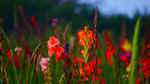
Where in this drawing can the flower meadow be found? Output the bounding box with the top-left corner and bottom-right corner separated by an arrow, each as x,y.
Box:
0,8 -> 150,84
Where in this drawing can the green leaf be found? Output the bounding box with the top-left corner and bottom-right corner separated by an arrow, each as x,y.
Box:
129,17 -> 141,84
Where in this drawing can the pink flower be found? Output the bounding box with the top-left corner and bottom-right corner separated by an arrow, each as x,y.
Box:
40,58 -> 50,72
14,47 -> 23,55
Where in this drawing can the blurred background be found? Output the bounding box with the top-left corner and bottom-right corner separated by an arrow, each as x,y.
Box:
0,0 -> 150,38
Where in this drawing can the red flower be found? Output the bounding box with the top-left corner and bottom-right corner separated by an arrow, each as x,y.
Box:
104,30 -> 116,55
97,68 -> 102,75
84,76 -> 89,81
72,71 -> 78,79
92,74 -> 98,83
47,36 -> 65,62
55,46 -> 64,56
136,78 -> 142,84
106,48 -> 111,60
84,63 -> 90,71
30,16 -> 36,22
140,58 -> 150,78
121,55 -> 127,62
73,58 -> 79,64
125,62 -> 129,67
79,59 -> 84,65
47,36 -> 60,50
7,51 -> 20,69
109,60 -> 113,67
96,39 -> 100,48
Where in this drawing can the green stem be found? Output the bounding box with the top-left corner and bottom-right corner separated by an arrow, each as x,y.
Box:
59,74 -> 65,84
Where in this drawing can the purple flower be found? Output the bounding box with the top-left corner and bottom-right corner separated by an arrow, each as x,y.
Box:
119,52 -> 132,63
51,18 -> 58,28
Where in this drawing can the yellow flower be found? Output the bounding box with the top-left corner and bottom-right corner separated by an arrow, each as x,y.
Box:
126,66 -> 131,72
122,40 -> 132,52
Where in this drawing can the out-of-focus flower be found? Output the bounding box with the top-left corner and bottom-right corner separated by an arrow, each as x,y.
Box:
109,60 -> 113,67
40,58 -> 50,72
136,77 -> 142,84
0,18 -> 3,24
84,76 -> 89,81
14,47 -> 23,55
30,16 -> 41,37
51,18 -> 58,28
72,71 -> 78,79
122,74 -> 129,79
7,51 -> 20,69
121,40 -> 132,52
106,48 -> 112,60
126,66 -> 131,72
141,58 -> 150,78
30,16 -> 36,22
80,67 -> 85,76
119,52 -> 132,67
104,30 -> 115,55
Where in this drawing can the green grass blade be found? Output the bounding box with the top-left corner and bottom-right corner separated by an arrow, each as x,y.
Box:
129,17 -> 141,84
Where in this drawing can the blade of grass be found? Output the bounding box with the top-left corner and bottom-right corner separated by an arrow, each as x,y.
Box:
0,27 -> 19,84
29,42 -> 42,84
129,17 -> 141,84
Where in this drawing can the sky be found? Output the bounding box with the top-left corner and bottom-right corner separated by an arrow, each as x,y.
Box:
77,0 -> 150,18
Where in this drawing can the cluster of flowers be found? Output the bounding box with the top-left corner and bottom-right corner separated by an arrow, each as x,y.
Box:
40,36 -> 67,71
119,40 -> 132,71
119,52 -> 131,67
71,26 -> 104,83
103,30 -> 115,67
77,26 -> 95,63
77,26 -> 94,47
47,36 -> 65,62
40,58 -> 50,72
40,36 -> 68,83
138,58 -> 150,78
72,58 -> 105,83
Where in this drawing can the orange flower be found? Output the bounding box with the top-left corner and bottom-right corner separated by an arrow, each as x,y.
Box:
79,39 -> 85,45
87,30 -> 94,41
77,30 -> 86,39
80,68 -> 85,76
